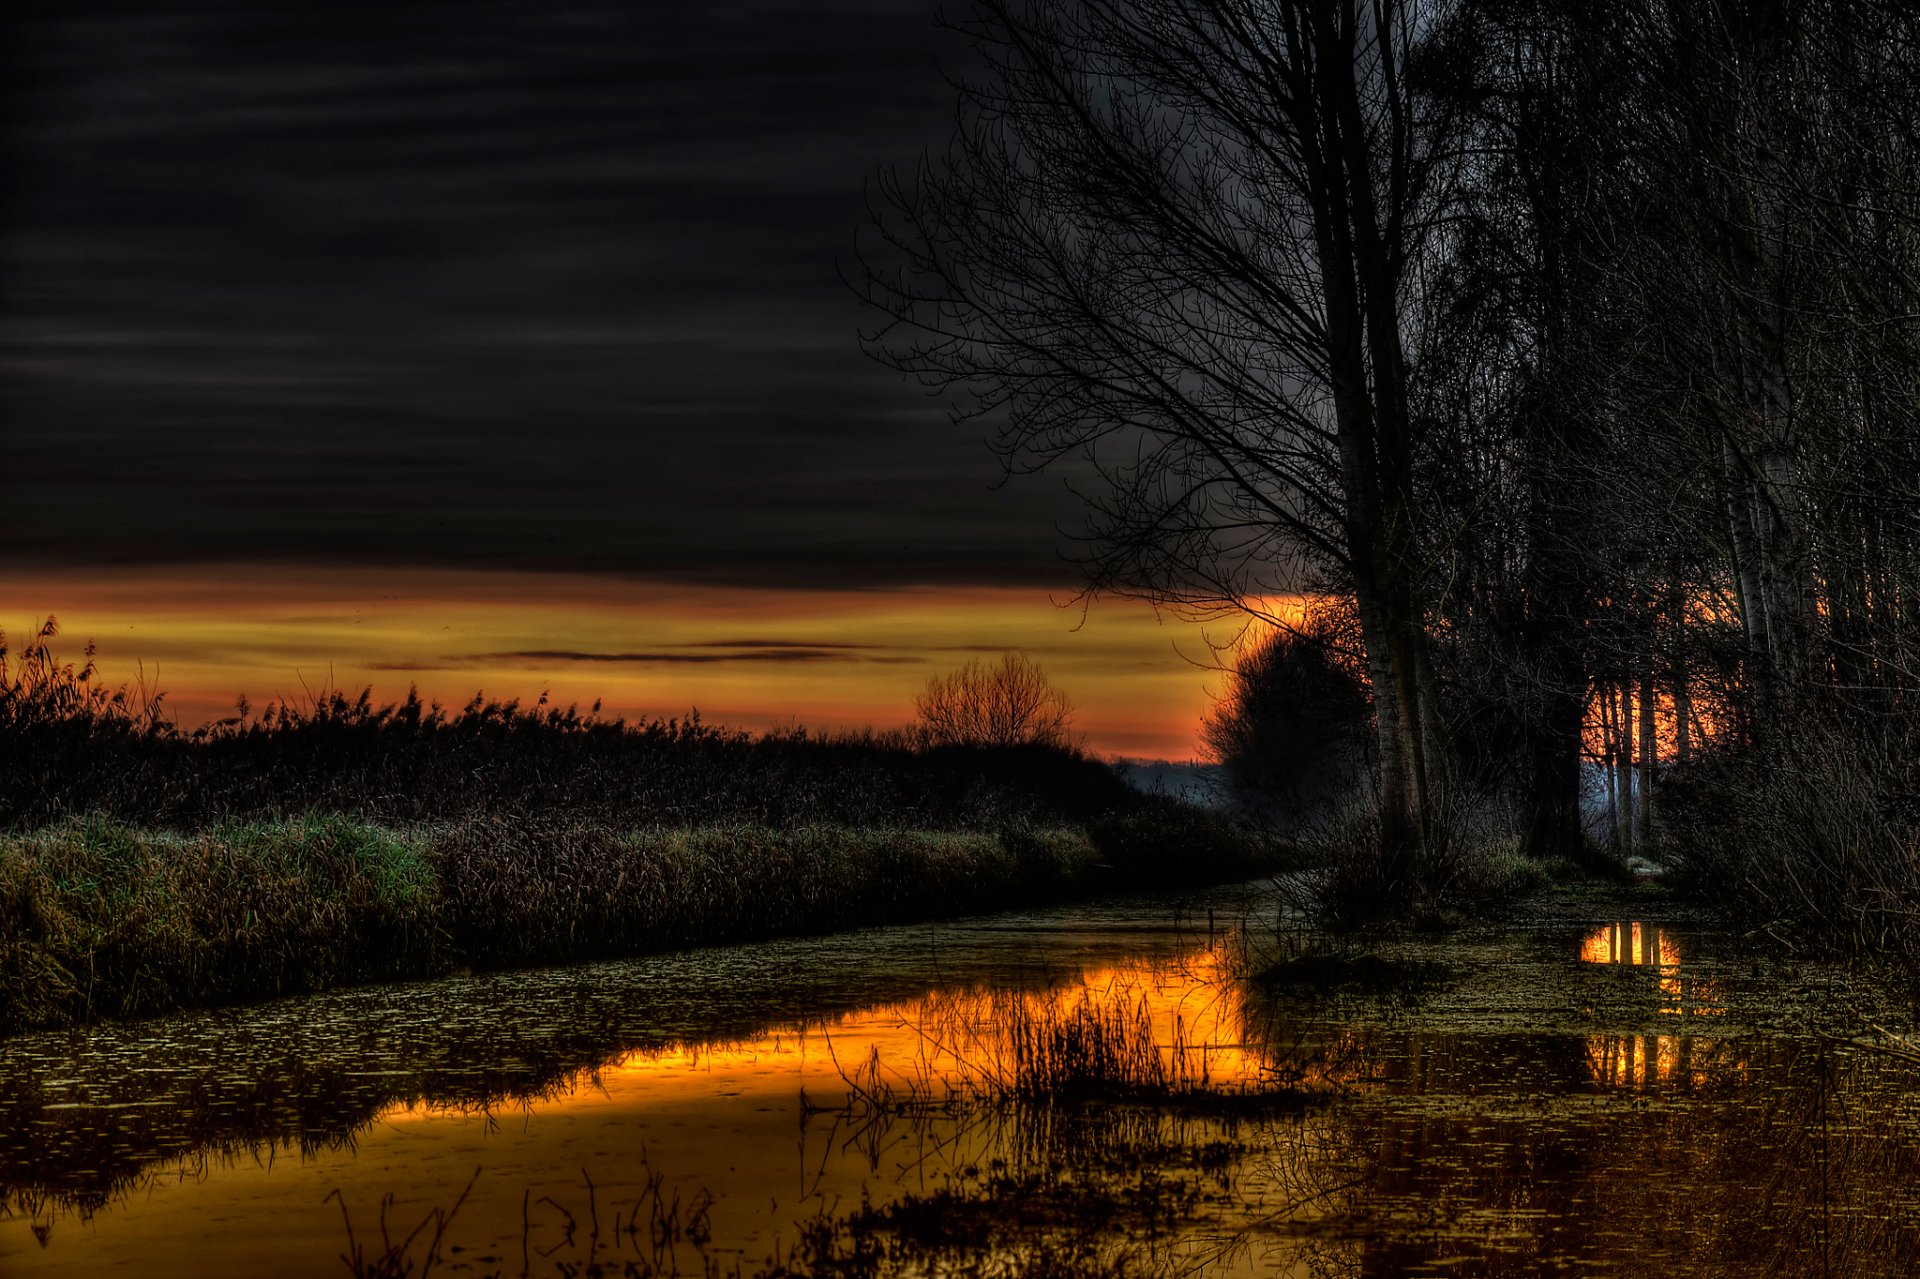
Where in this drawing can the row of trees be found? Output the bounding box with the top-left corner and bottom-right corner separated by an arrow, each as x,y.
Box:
862,0 -> 1920,906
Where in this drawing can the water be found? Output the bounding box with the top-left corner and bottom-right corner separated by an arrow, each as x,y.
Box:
2,881 -> 1916,1276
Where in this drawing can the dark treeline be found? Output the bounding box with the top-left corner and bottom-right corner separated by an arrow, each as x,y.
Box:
862,0 -> 1920,948
0,619 -> 1139,833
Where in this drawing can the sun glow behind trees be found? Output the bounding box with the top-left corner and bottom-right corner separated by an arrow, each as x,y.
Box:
1,564 -> 1249,760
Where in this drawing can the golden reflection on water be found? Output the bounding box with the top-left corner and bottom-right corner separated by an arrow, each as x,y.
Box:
1581,921 -> 1726,1018
1,938 -> 1278,1277
6,911 -> 1918,1278
1578,923 -> 1735,1092
1580,920 -> 1682,968
1583,1033 -> 1748,1089
583,942 -> 1273,1102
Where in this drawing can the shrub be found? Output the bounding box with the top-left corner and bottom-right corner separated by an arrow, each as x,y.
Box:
1661,720 -> 1920,961
1201,616 -> 1371,827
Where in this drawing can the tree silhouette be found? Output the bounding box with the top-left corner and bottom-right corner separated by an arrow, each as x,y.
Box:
1203,617 -> 1371,826
915,653 -> 1078,750
863,0 -> 1496,887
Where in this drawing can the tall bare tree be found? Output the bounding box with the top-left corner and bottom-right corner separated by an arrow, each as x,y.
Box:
863,0 -> 1481,886
1618,0 -> 1920,728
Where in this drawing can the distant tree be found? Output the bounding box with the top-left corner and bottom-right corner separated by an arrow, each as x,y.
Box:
915,653 -> 1078,750
1203,612 -> 1371,824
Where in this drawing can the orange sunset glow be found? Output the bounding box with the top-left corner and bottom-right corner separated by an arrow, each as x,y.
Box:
10,3 -> 1920,1276
2,564 -> 1267,760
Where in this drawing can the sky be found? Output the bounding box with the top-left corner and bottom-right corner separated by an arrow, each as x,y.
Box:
1,1 -> 1241,758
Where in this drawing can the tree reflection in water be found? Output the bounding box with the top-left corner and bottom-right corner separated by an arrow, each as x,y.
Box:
2,895 -> 1917,1277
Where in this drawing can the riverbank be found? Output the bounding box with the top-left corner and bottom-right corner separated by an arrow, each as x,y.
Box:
8,876 -> 1915,1276
0,808 -> 1277,1036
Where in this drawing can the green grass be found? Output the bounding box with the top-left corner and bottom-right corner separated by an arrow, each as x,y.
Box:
0,815 -> 1276,1036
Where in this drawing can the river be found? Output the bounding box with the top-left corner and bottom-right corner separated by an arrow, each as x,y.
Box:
2,879 -> 1916,1276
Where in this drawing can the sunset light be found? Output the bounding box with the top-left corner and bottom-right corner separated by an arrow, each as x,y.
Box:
5,0 -> 1918,1273
3,564 -> 1253,760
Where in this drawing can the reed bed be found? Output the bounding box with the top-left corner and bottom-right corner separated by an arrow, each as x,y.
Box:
1001,991 -> 1178,1102
0,625 -> 1140,833
0,623 -> 1278,1034
0,814 -> 1272,1036
0,818 -> 1105,1035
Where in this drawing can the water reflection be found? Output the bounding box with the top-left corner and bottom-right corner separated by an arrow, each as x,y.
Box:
1583,920 -> 1669,967
1580,919 -> 1727,1021
1575,921 -> 1735,1094
0,891 -> 1916,1277
1583,1032 -> 1747,1089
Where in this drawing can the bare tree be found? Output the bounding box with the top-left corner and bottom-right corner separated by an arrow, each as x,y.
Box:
866,0 -> 1919,920
915,653 -> 1079,749
1611,0 -> 1920,728
863,0 -> 1483,885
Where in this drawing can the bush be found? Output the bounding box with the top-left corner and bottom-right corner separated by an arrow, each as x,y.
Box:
1086,799 -> 1276,888
1202,616 -> 1371,828
1660,720 -> 1920,960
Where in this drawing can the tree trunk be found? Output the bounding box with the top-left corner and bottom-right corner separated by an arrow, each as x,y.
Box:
1600,687 -> 1618,852
1637,666 -> 1657,847
1525,685 -> 1588,859
1615,681 -> 1635,856
1723,0 -> 1811,724
1301,2 -> 1432,891
1517,381 -> 1593,859
1352,581 -> 1426,888
1671,595 -> 1692,765
1673,665 -> 1692,764
1724,436 -> 1772,696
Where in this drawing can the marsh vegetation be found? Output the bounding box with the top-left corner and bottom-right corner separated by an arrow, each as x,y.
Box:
3,882 -> 1916,1277
0,625 -> 1271,1034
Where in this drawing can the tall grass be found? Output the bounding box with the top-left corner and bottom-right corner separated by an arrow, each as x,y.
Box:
1,813 -> 1273,1035
0,621 -> 1279,1033
0,621 -> 1144,832
0,818 -> 1132,1035
1661,719 -> 1920,962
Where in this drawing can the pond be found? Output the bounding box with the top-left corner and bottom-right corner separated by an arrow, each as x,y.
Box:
2,880 -> 1917,1277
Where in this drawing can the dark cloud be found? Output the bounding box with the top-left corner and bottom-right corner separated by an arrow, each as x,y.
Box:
373,647 -> 925,670
1,1 -> 1082,588
679,639 -> 885,651
497,648 -> 890,665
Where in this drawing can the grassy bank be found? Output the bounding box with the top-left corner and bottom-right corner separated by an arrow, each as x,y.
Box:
0,624 -> 1283,1035
0,809 -> 1274,1036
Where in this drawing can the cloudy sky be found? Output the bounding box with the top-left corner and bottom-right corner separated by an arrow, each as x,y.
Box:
1,0 -> 1235,756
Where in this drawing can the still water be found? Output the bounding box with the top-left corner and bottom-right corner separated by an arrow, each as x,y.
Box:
2,881 -> 1916,1276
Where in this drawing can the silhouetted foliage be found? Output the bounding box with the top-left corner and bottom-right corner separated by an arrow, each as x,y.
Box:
915,653 -> 1077,750
0,623 -> 1135,833
862,0 -> 1920,943
1202,621 -> 1371,828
